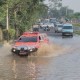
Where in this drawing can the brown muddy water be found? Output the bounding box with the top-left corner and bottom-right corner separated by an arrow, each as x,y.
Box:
0,41 -> 66,80
36,43 -> 67,57
0,35 -> 80,80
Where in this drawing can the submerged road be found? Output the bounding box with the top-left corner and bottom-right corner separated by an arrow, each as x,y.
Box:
0,30 -> 80,80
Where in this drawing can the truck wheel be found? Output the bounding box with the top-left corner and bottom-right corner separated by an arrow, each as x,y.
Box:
62,33 -> 64,36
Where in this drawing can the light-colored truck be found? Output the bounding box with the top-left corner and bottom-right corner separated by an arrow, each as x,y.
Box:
54,24 -> 63,33
62,23 -> 73,37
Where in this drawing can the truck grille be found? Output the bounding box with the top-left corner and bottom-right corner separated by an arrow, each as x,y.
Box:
21,48 -> 24,51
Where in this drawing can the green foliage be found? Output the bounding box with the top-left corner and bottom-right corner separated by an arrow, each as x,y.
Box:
48,6 -> 74,19
0,28 -> 3,41
72,12 -> 80,19
75,31 -> 80,35
8,0 -> 46,31
3,29 -> 8,40
0,0 -> 47,40
0,0 -> 6,6
8,28 -> 15,39
3,28 -> 15,40
73,23 -> 80,27
73,23 -> 80,35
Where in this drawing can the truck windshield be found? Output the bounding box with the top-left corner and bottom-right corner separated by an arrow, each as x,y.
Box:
63,26 -> 73,29
17,36 -> 37,42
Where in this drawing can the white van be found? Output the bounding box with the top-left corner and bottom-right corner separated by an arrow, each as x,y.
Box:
62,23 -> 73,37
54,24 -> 63,33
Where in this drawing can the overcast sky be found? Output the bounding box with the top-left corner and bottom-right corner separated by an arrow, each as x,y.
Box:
62,0 -> 80,12
44,0 -> 80,12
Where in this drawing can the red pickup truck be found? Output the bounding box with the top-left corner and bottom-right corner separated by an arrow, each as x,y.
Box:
11,32 -> 49,56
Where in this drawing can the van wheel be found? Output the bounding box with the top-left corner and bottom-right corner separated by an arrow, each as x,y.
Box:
71,34 -> 73,38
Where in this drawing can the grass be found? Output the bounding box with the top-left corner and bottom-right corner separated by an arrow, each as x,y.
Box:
74,30 -> 80,35
73,23 -> 80,27
72,23 -> 80,35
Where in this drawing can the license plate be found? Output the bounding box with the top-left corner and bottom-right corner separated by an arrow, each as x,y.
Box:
19,51 -> 26,54
66,34 -> 69,35
65,33 -> 70,35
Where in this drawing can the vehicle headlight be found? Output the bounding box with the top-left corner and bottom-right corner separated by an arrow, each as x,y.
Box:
24,47 -> 28,50
28,46 -> 32,50
13,49 -> 16,52
16,47 -> 21,50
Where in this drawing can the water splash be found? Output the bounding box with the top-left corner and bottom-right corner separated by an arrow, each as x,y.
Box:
36,43 -> 65,57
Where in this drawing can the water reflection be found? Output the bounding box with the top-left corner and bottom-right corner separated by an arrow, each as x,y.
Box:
0,44 -> 2,48
0,46 -> 51,80
10,55 -> 50,80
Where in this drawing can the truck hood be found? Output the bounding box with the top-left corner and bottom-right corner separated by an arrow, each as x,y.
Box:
14,42 -> 40,48
62,29 -> 73,32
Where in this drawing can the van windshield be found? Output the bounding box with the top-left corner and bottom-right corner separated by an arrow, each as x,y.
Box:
63,26 -> 73,29
17,36 -> 37,42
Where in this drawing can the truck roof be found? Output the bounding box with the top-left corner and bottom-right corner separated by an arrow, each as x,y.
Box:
63,23 -> 73,26
22,32 -> 47,37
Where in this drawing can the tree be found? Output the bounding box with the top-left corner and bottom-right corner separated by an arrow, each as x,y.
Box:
49,0 -> 62,9
0,0 -> 47,39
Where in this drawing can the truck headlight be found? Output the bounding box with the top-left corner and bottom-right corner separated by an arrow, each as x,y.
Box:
13,49 -> 16,52
24,47 -> 28,50
28,46 -> 32,50
17,47 -> 21,50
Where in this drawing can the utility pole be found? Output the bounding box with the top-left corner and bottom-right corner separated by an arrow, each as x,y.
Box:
66,6 -> 68,16
6,4 -> 9,41
14,10 -> 17,39
6,4 -> 9,30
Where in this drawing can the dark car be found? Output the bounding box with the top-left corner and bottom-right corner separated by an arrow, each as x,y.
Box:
44,26 -> 50,31
33,27 -> 39,31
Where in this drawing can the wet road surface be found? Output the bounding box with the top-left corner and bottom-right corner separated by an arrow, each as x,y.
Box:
0,30 -> 80,80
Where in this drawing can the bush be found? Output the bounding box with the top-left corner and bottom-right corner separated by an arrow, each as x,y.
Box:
73,23 -> 80,27
0,28 -> 3,41
8,28 -> 15,39
3,29 -> 15,40
3,29 -> 8,40
75,31 -> 80,35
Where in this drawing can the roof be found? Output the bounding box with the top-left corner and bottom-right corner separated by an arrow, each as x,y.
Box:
22,32 -> 39,36
63,23 -> 73,26
22,32 -> 47,37
56,24 -> 63,26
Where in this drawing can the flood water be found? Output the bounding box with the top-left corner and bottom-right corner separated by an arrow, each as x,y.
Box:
0,34 -> 80,80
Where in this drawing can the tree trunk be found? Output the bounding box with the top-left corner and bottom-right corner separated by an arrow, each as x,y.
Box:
0,28 -> 3,41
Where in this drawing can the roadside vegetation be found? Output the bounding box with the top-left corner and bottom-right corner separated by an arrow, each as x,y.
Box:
0,0 -> 80,41
74,31 -> 80,35
0,0 -> 49,41
73,23 -> 80,35
73,23 -> 80,27
73,24 -> 80,35
71,13 -> 80,35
